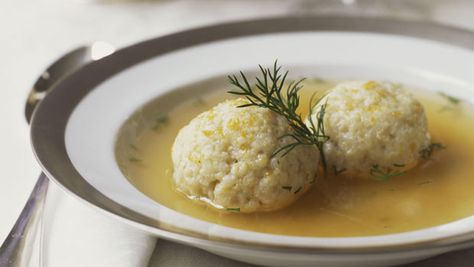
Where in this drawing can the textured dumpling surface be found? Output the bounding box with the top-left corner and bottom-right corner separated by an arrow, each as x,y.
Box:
172,98 -> 319,213
307,81 -> 431,177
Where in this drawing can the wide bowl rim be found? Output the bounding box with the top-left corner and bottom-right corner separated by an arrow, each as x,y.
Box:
30,15 -> 474,253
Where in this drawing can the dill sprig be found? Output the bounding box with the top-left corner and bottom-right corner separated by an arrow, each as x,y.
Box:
227,61 -> 329,172
370,164 -> 406,181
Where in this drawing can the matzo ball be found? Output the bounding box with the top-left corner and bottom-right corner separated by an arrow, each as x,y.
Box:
172,98 -> 319,212
307,81 -> 431,178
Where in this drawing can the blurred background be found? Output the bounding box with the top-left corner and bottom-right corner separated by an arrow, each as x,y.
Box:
2,1 -> 474,266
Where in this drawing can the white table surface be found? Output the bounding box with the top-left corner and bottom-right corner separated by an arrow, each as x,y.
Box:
2,0 -> 474,266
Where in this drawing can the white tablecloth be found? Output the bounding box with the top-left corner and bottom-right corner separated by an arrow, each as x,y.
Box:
2,1 -> 474,266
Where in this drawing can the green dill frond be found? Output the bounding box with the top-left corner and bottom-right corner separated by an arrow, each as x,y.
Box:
370,164 -> 406,181
227,60 -> 329,173
226,207 -> 240,212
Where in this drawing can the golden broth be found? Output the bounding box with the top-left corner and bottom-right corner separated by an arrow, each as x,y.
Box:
117,80 -> 474,237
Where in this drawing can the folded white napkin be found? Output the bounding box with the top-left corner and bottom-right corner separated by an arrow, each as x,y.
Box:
40,183 -> 156,267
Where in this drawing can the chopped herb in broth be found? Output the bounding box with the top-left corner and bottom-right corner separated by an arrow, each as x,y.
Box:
439,92 -> 462,112
128,157 -> 142,163
369,164 -> 406,181
152,114 -> 169,131
117,80 -> 474,237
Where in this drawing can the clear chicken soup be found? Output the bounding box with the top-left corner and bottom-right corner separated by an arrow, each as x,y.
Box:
116,80 -> 474,237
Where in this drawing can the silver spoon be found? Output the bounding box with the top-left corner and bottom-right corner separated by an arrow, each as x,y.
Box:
0,42 -> 114,267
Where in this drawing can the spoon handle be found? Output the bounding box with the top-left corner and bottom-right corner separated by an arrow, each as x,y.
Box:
0,174 -> 48,267
0,43 -> 113,267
